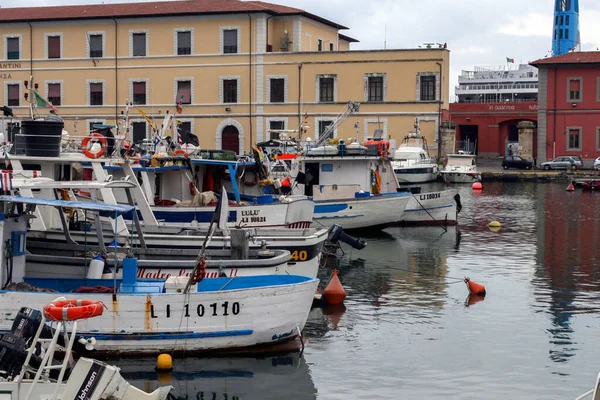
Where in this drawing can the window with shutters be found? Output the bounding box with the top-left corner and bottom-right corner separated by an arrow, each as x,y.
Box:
223,79 -> 238,103
47,83 -> 61,106
177,31 -> 192,55
176,80 -> 192,104
318,77 -> 334,103
47,35 -> 61,59
132,32 -> 147,57
568,78 -> 582,101
420,76 -> 436,101
89,82 -> 103,106
223,29 -> 238,54
6,37 -> 19,60
567,127 -> 581,151
270,78 -> 285,103
132,81 -> 147,105
89,34 -> 103,58
368,76 -> 384,102
7,84 -> 19,107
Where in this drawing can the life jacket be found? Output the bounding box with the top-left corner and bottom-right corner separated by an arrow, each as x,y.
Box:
281,177 -> 292,187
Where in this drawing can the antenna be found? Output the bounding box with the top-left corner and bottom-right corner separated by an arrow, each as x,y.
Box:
384,20 -> 387,50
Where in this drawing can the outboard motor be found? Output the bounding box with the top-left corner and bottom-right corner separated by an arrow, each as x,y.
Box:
327,224 -> 367,250
0,333 -> 43,379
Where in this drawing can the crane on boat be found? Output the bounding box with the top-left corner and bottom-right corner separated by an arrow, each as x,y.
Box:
313,100 -> 360,148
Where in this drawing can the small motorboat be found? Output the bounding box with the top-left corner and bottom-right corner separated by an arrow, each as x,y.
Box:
582,179 -> 600,191
0,303 -> 172,399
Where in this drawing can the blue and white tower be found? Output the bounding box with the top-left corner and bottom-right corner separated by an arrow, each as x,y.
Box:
552,0 -> 580,56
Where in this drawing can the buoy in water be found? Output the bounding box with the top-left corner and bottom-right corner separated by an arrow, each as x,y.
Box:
155,353 -> 173,372
566,183 -> 575,192
465,294 -> 486,307
472,182 -> 483,190
322,269 -> 346,305
488,221 -> 501,228
464,277 -> 486,296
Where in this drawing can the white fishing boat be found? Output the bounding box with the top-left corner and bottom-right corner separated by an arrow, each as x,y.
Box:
0,197 -> 319,355
391,120 -> 439,184
399,189 -> 460,226
0,304 -> 171,399
439,153 -> 482,183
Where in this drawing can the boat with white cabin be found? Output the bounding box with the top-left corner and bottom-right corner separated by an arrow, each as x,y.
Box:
391,120 -> 439,184
439,152 -> 482,183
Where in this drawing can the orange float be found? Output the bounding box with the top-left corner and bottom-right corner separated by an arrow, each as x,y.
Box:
322,269 -> 347,305
472,182 -> 483,190
43,299 -> 106,321
464,277 -> 486,296
173,149 -> 189,158
566,183 -> 575,191
81,133 -> 107,159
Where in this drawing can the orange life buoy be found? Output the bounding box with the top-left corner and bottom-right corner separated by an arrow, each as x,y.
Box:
81,133 -> 107,159
173,149 -> 189,158
243,169 -> 258,186
43,299 -> 106,321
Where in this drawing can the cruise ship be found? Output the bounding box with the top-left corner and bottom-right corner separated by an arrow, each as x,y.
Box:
455,64 -> 538,103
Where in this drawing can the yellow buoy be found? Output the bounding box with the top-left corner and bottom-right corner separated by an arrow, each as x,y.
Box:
488,226 -> 501,233
488,221 -> 501,228
155,353 -> 173,372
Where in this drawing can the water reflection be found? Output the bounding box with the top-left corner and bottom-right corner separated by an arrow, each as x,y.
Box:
115,353 -> 316,399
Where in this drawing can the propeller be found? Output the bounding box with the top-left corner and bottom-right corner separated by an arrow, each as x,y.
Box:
78,337 -> 97,351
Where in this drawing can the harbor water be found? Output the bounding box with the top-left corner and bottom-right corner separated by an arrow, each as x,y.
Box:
117,181 -> 600,399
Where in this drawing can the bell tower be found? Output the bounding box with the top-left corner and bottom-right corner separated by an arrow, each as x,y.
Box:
552,0 -> 580,56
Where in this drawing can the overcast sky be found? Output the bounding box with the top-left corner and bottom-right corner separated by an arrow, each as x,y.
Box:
5,0 -> 600,101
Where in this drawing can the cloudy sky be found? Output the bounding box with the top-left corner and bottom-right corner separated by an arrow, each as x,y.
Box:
5,0 -> 600,101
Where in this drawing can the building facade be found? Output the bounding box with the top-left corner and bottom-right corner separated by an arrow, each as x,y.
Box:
0,0 -> 449,156
531,52 -> 600,163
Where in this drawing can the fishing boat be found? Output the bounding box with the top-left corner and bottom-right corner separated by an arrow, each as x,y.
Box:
391,120 -> 439,184
0,197 -> 319,355
399,189 -> 460,226
0,304 -> 171,399
439,152 -> 482,183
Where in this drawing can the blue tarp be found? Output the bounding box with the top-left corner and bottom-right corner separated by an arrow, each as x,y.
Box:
0,196 -> 135,215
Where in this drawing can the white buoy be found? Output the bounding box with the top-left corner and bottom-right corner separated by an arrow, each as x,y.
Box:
86,254 -> 105,279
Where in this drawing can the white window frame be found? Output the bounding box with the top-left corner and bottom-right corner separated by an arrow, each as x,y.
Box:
315,74 -> 337,103
314,117 -> 337,142
220,76 -> 241,104
4,81 -> 22,107
85,119 -> 107,134
364,73 -> 387,102
44,32 -> 63,60
129,29 -> 149,57
129,118 -> 149,144
174,77 -> 194,105
129,78 -> 149,105
173,28 -> 194,56
3,34 -> 22,61
44,80 -> 64,107
220,26 -> 241,55
363,118 -> 389,141
86,79 -> 106,106
565,126 -> 582,152
86,31 -> 106,59
567,77 -> 583,103
265,117 -> 288,140
416,72 -> 440,102
266,75 -> 288,103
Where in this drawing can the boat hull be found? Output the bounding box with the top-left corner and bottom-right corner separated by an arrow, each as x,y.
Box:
313,194 -> 411,230
394,170 -> 439,184
439,171 -> 481,183
0,276 -> 319,355
399,189 -> 459,225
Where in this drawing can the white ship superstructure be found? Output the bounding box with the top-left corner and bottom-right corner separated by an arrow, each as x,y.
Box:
455,64 -> 538,103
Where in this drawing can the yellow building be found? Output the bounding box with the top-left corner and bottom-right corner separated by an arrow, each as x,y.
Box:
0,0 -> 449,156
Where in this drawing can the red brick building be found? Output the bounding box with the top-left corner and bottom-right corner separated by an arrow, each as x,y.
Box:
531,52 -> 600,164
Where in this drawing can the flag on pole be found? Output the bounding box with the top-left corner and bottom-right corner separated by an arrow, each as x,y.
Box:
176,94 -> 184,114
32,90 -> 58,113
136,107 -> 156,130
506,57 -> 515,63
4,152 -> 10,169
212,187 -> 230,233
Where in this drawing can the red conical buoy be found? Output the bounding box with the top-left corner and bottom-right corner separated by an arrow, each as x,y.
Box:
465,294 -> 485,307
464,277 -> 486,296
322,269 -> 346,305
566,183 -> 575,191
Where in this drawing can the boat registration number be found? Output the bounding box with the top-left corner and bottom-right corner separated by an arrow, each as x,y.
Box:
239,209 -> 266,224
419,192 -> 441,200
151,302 -> 241,318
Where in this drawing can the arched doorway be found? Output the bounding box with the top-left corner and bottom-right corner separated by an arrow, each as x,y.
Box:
222,125 -> 239,154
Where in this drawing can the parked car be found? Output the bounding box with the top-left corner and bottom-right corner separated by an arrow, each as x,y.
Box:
594,157 -> 600,170
540,156 -> 583,170
502,156 -> 533,170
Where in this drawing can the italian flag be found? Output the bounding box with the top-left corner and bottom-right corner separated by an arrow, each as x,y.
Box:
506,57 -> 515,63
32,90 -> 58,113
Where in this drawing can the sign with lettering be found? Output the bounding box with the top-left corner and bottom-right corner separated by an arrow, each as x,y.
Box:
0,63 -> 21,69
239,209 -> 266,224
137,267 -> 239,279
150,301 -> 241,318
0,73 -> 13,80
